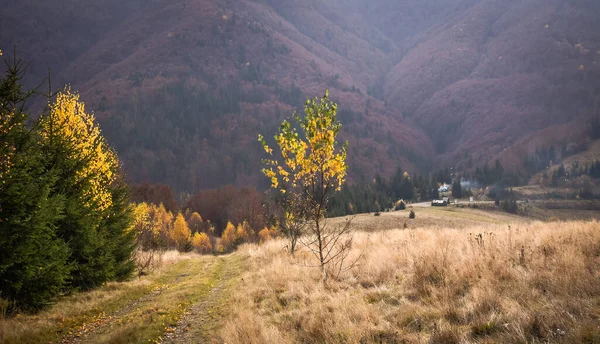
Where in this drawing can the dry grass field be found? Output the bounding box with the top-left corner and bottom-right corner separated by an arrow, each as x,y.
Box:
222,216 -> 600,343
2,207 -> 599,343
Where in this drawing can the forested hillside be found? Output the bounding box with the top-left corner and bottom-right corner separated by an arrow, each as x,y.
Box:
2,0 -> 599,191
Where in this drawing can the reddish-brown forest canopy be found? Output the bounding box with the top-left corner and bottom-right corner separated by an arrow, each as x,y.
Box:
2,0 -> 599,192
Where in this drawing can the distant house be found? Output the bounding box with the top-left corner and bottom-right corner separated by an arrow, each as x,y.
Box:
438,184 -> 450,193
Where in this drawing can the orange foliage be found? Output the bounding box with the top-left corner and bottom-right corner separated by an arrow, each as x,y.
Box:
258,227 -> 272,244
258,227 -> 280,244
192,232 -> 212,254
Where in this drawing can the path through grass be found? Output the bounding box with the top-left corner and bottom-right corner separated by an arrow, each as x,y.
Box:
0,253 -> 245,344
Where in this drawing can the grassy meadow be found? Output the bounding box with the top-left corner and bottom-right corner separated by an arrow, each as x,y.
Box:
2,206 -> 599,343
222,210 -> 600,343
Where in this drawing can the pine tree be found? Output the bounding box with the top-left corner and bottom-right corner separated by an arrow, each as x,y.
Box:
452,179 -> 463,199
0,55 -> 70,312
39,89 -> 134,289
101,178 -> 135,281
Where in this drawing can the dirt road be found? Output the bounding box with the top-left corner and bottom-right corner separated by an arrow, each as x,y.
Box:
1,253 -> 245,344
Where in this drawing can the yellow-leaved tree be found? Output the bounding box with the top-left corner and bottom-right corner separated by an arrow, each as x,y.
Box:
172,213 -> 191,251
192,232 -> 212,254
221,221 -> 237,251
258,227 -> 279,244
236,221 -> 251,245
40,88 -> 117,211
259,91 -> 354,281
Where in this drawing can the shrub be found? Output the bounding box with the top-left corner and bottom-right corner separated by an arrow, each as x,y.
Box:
501,200 -> 518,214
395,200 -> 406,211
409,210 -> 416,219
258,227 -> 279,244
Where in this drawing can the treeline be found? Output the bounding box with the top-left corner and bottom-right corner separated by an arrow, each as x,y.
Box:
130,202 -> 279,255
545,160 -> 600,184
538,161 -> 600,199
328,160 -> 527,217
328,167 -> 443,216
0,57 -> 134,312
129,185 -> 280,268
570,160 -> 600,179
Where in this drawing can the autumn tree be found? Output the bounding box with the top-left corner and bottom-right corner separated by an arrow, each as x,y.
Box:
129,182 -> 178,213
259,91 -> 354,281
192,232 -> 212,254
258,226 -> 279,244
221,221 -> 237,251
187,212 -> 204,234
172,213 -> 192,251
152,204 -> 174,247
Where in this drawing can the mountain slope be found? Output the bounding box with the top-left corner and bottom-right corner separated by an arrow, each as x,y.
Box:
383,0 -> 600,166
2,0 -> 599,191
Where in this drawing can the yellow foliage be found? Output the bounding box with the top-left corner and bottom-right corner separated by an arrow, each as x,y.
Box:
0,111 -> 19,179
221,221 -> 237,250
153,204 -> 174,243
258,227 -> 280,244
259,90 -> 347,202
192,232 -> 212,254
131,203 -> 151,234
40,89 -> 117,211
172,213 -> 191,251
207,222 -> 215,234
188,212 -> 204,233
236,221 -> 251,244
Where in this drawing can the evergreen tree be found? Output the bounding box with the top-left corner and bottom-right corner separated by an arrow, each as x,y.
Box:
39,89 -> 134,289
452,179 -> 462,199
0,56 -> 70,312
101,178 -> 136,281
